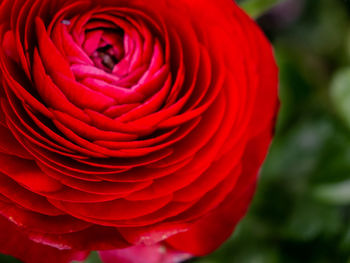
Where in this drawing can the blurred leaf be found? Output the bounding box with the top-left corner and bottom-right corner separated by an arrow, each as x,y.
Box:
340,224 -> 350,253
0,254 -> 21,263
346,29 -> 350,62
313,180 -> 350,205
330,68 -> 350,130
282,200 -> 341,241
239,0 -> 285,19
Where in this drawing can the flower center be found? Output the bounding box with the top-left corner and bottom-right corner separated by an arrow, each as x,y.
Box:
93,44 -> 119,70
88,29 -> 125,73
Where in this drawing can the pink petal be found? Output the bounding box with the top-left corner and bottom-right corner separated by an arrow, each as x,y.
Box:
99,244 -> 192,263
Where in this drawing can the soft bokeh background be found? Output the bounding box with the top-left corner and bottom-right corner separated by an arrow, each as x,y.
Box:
1,0 -> 350,262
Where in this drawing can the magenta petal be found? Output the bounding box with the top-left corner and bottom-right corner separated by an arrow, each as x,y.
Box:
99,244 -> 192,263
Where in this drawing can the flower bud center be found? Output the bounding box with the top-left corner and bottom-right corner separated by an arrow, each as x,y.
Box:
89,29 -> 125,73
94,44 -> 119,70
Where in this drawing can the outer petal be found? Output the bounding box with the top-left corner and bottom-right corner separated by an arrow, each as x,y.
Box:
165,127 -> 274,256
0,215 -> 88,263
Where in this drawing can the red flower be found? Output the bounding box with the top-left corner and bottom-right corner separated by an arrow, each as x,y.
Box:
0,0 -> 278,262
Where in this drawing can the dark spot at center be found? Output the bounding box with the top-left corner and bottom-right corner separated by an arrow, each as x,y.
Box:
95,45 -> 119,70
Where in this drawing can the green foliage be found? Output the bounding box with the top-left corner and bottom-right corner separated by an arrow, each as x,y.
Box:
331,68 -> 350,131
239,0 -> 285,18
0,254 -> 21,263
313,180 -> 350,205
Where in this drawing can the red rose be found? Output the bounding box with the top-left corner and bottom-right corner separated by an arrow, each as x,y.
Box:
0,0 -> 278,262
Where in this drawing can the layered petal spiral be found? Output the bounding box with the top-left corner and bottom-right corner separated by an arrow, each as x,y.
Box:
0,0 -> 278,262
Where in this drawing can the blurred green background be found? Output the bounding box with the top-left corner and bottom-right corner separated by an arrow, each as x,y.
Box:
1,0 -> 350,262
